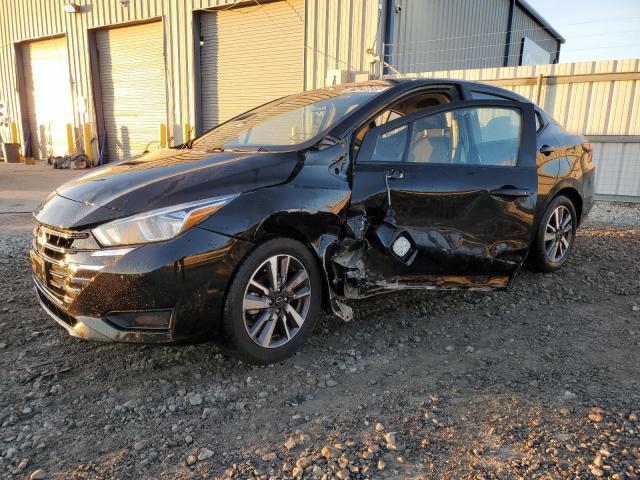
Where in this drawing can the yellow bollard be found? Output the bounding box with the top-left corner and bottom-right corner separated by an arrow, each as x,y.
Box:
159,123 -> 167,149
183,123 -> 191,144
10,122 -> 18,143
83,123 -> 93,164
66,123 -> 75,154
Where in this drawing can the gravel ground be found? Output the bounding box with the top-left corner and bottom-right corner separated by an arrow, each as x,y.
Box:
0,201 -> 638,480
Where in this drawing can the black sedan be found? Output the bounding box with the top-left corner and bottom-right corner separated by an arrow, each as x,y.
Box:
31,79 -> 595,364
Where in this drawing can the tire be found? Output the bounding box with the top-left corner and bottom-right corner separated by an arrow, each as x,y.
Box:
527,195 -> 577,273
221,238 -> 322,364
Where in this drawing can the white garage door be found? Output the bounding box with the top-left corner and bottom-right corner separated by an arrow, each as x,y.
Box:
22,37 -> 74,161
200,0 -> 305,131
96,22 -> 167,162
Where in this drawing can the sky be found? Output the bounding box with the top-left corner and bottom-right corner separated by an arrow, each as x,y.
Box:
529,0 -> 640,63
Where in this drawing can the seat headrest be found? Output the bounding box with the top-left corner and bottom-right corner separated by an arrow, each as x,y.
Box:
415,113 -> 448,139
484,116 -> 518,139
420,113 -> 447,129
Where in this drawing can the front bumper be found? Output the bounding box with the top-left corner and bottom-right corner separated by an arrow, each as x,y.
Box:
30,224 -> 252,343
34,278 -> 176,342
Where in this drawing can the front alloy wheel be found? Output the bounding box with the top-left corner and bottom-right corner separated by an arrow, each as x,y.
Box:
243,254 -> 312,349
222,238 -> 321,364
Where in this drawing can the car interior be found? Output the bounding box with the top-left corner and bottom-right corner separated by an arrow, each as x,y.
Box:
406,112 -> 461,164
356,86 -> 522,167
352,89 -> 453,153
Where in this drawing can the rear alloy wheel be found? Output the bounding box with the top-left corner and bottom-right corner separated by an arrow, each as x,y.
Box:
527,195 -> 577,272
544,205 -> 572,263
222,238 -> 322,364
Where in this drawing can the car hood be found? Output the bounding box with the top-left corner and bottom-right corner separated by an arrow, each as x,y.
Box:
35,148 -> 300,229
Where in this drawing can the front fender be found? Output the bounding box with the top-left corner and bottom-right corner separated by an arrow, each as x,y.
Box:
197,183 -> 353,319
197,183 -> 348,242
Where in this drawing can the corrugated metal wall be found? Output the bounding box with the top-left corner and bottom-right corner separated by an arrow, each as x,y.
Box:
0,0 -> 380,159
96,21 -> 167,162
21,36 -> 75,161
200,0 -> 305,129
304,0 -> 382,90
386,0 -> 510,73
391,59 -> 640,198
507,4 -> 559,66
384,0 -> 559,74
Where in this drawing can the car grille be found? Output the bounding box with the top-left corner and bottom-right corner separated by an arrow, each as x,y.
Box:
31,224 -> 100,306
35,284 -> 78,327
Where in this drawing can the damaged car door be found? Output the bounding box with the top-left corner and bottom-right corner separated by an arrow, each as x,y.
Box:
343,100 -> 538,297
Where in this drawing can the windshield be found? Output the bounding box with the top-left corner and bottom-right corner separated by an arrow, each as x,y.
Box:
192,83 -> 390,151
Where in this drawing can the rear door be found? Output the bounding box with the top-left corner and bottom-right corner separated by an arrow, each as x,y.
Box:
348,100 -> 538,294
468,89 -> 565,218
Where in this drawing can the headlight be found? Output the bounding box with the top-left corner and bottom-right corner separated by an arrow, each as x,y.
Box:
92,194 -> 237,247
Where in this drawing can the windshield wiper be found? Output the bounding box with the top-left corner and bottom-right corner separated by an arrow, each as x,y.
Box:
229,147 -> 269,153
181,138 -> 196,150
208,146 -> 269,153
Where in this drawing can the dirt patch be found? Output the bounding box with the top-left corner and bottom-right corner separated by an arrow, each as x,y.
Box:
0,202 -> 638,479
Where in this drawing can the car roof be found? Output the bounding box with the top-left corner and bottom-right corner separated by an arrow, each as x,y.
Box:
338,78 -> 532,104
327,78 -> 536,139
383,77 -> 533,104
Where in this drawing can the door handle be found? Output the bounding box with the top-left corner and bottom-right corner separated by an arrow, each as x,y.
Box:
385,168 -> 404,180
539,144 -> 554,156
384,168 -> 404,208
490,187 -> 531,198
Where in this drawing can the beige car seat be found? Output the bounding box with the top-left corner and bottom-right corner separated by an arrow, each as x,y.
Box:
408,114 -> 451,163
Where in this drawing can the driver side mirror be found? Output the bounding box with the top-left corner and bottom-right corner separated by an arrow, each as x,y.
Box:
372,222 -> 418,266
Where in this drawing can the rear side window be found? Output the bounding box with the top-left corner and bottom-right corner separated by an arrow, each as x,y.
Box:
474,90 -> 544,132
477,108 -> 521,143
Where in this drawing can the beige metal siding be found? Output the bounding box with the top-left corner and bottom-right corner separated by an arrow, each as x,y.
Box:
96,22 -> 167,162
304,0 -> 382,89
21,36 -> 74,161
0,0 -> 381,155
200,0 -> 305,130
593,142 -> 640,197
391,59 -> 640,197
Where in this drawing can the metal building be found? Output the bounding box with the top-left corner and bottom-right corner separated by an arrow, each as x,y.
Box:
384,0 -> 564,74
0,0 -> 561,164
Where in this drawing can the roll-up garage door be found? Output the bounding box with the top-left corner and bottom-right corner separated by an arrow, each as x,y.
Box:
200,0 -> 305,130
96,22 -> 166,163
22,37 -> 74,161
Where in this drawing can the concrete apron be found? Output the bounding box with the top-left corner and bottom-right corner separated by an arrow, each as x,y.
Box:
0,163 -> 85,231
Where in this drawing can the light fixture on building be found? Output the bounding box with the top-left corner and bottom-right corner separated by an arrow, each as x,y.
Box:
64,3 -> 81,14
